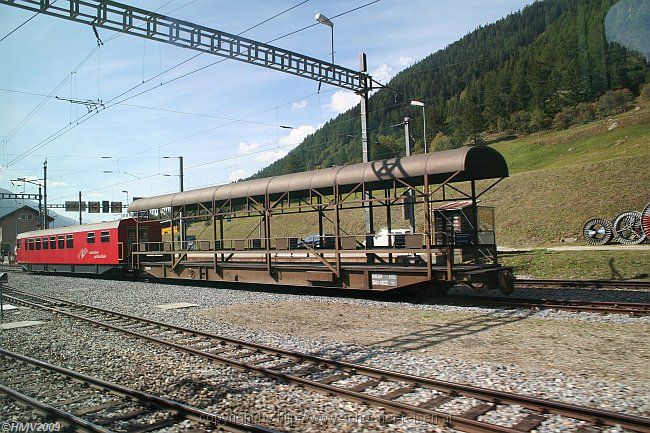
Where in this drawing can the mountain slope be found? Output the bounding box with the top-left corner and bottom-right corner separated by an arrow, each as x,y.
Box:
253,0 -> 648,179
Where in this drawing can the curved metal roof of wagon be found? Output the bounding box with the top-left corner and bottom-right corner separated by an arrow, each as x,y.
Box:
129,145 -> 508,211
16,219 -> 129,239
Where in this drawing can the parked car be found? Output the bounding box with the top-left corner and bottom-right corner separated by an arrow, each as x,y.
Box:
300,233 -> 335,249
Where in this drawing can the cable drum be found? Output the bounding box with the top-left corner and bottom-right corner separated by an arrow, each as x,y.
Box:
642,203 -> 650,239
582,218 -> 613,245
612,211 -> 646,245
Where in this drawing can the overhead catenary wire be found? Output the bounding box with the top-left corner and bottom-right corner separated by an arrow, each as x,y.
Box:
0,0 -> 315,169
1,0 -> 378,170
0,0 -> 184,167
0,0 -> 60,43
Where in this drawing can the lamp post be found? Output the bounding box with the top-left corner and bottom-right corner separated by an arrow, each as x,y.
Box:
315,13 -> 334,65
163,156 -> 185,247
122,190 -> 129,206
410,100 -> 427,153
163,156 -> 184,192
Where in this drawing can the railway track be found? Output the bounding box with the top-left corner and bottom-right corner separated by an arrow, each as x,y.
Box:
515,279 -> 650,290
447,295 -> 650,316
0,348 -> 275,433
4,287 -> 650,433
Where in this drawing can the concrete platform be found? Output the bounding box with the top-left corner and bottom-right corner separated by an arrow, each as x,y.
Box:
0,320 -> 46,330
154,302 -> 199,311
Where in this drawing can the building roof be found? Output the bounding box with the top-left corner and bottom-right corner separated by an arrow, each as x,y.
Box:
16,219 -> 125,239
130,145 -> 509,211
0,205 -> 55,222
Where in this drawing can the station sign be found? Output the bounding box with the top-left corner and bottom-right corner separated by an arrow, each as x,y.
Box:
65,201 -> 87,212
88,201 -> 101,213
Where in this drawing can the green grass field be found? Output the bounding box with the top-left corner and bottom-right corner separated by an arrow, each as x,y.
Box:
185,99 -> 649,278
483,103 -> 649,247
500,250 -> 650,280
491,107 -> 650,174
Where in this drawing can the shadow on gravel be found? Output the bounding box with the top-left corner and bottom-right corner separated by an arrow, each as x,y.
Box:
366,310 -> 534,352
308,310 -> 534,363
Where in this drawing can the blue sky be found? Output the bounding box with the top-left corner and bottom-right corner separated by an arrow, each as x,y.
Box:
0,0 -> 533,222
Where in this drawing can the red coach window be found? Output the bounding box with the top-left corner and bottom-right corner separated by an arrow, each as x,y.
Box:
27,239 -> 32,250
66,234 -> 73,248
42,236 -> 48,250
35,238 -> 41,250
50,236 -> 56,249
87,232 -> 96,244
100,231 -> 110,243
58,236 -> 65,249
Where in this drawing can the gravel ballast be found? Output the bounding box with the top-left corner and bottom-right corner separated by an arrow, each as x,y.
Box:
1,272 -> 648,432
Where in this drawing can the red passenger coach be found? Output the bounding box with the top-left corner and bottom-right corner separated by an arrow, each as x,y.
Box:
16,218 -> 160,275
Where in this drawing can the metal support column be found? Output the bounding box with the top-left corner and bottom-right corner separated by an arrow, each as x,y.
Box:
78,191 -> 82,225
404,117 -> 415,234
424,176 -> 432,279
264,194 -> 272,275
471,180 -> 480,264
317,195 -> 324,240
359,53 -> 374,247
37,186 -> 42,229
43,160 -> 48,229
178,156 -> 185,247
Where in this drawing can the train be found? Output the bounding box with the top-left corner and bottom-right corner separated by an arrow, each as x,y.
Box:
16,146 -> 516,294
16,219 -> 161,275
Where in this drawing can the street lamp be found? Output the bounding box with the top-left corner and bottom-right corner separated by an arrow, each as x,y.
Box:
121,190 -> 129,205
410,100 -> 427,153
163,156 -> 185,246
315,12 -> 334,65
162,156 -> 184,192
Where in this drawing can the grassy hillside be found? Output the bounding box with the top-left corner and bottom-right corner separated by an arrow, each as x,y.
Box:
189,101 -> 649,248
486,153 -> 649,246
491,108 -> 650,173
484,103 -> 650,246
500,250 -> 649,279
253,0 -> 648,178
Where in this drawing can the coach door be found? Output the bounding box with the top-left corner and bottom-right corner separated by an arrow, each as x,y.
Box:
126,228 -> 137,266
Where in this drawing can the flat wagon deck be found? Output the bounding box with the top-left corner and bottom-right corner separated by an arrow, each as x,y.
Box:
129,146 -> 514,294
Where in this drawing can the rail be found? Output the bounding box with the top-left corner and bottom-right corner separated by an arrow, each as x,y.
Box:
6,287 -> 650,433
0,347 -> 276,433
445,295 -> 650,316
515,279 -> 650,290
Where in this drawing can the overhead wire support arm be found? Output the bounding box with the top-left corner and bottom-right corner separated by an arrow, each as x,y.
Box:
1,0 -> 368,92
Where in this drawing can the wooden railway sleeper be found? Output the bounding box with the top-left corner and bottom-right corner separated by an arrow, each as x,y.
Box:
7,289 -> 650,433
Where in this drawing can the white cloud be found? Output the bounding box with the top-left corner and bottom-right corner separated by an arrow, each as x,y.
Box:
397,56 -> 415,67
325,91 -> 359,114
229,169 -> 246,182
238,142 -> 260,153
279,125 -> 316,147
371,64 -> 394,83
255,149 -> 288,164
371,56 -> 416,84
291,100 -> 308,110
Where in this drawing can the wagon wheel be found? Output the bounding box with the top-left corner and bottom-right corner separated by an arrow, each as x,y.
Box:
582,218 -> 613,245
612,211 -> 646,245
642,203 -> 650,239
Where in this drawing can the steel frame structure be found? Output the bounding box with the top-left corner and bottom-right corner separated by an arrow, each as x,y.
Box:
1,0 -> 368,92
131,175 -> 509,292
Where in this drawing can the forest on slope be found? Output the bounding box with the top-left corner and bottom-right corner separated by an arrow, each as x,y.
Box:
252,0 -> 648,178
